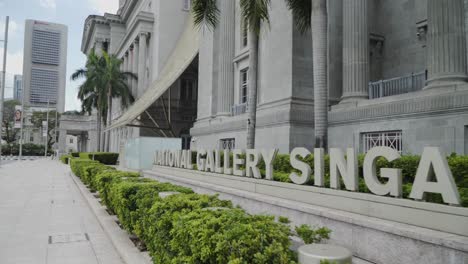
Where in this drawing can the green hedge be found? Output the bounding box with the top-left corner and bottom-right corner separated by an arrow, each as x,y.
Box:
70,158 -> 100,178
79,152 -> 120,165
60,155 -> 71,164
71,152 -> 80,157
106,180 -> 193,233
69,160 -> 330,263
81,163 -> 116,191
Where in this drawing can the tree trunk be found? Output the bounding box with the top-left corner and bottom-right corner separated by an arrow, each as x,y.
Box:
312,0 -> 328,149
96,110 -> 101,152
246,30 -> 259,149
106,87 -> 112,152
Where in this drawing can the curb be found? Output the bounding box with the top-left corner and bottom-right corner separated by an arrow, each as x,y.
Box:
69,170 -> 152,264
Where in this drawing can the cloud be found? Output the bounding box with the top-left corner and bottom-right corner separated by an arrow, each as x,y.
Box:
88,0 -> 119,14
39,0 -> 56,9
0,20 -> 23,38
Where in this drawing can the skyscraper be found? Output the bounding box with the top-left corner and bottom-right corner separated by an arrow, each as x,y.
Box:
22,20 -> 67,112
13,75 -> 22,101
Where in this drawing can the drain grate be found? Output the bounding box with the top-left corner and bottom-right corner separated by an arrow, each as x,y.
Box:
48,233 -> 89,244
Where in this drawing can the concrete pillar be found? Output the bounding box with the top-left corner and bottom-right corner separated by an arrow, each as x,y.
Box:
426,0 -> 468,88
132,41 -> 139,97
138,33 -> 148,97
58,129 -> 67,154
341,0 -> 369,102
216,0 -> 235,116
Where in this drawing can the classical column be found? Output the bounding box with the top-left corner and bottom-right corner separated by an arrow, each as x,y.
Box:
132,40 -> 139,97
216,0 -> 235,116
341,0 -> 369,102
138,33 -> 148,97
128,47 -> 134,94
426,0 -> 468,88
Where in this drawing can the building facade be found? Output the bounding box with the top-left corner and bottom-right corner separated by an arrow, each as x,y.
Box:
81,0 -> 468,156
22,20 -> 67,113
81,0 -> 198,153
13,75 -> 22,101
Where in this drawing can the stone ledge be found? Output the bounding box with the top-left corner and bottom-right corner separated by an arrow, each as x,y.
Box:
144,166 -> 468,253
329,89 -> 468,125
69,171 -> 152,264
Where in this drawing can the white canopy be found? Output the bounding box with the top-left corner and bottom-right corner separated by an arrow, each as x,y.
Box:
106,17 -> 199,131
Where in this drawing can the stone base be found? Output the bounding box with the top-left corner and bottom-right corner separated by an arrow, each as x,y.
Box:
144,167 -> 468,264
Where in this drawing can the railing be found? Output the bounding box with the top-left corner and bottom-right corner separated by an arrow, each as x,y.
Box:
369,71 -> 426,99
231,103 -> 247,116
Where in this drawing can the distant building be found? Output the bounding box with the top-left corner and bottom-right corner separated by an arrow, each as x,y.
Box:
22,20 -> 67,113
13,75 -> 22,101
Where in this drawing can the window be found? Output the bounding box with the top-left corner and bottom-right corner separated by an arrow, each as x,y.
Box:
240,68 -> 249,104
180,79 -> 197,102
69,138 -> 73,144
241,21 -> 248,48
182,0 -> 191,11
361,130 -> 402,153
220,138 -> 235,150
30,135 -> 34,142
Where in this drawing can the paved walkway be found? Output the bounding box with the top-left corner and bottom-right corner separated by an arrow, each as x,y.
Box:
0,159 -> 124,264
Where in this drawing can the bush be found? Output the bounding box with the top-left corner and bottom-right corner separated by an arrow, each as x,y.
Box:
81,163 -> 116,190
95,171 -> 141,207
70,158 -> 99,178
79,152 -> 120,165
139,193 -> 233,263
71,152 -> 80,157
105,179 -> 193,234
170,208 -> 296,264
1,143 -> 50,156
60,155 -> 71,164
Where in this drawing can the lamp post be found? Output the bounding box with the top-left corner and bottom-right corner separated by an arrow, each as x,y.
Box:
0,16 -> 10,165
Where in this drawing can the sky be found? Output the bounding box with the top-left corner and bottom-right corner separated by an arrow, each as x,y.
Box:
0,0 -> 119,111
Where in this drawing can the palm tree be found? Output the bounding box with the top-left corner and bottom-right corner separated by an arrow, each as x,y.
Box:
72,50 -> 135,152
71,49 -> 107,151
100,51 -> 136,152
286,0 -> 328,149
192,0 -> 271,149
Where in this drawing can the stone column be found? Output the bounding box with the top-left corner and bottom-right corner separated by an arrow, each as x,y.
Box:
132,40 -> 139,97
341,0 -> 369,102
138,33 -> 148,97
216,0 -> 235,116
426,0 -> 468,88
128,46 -> 134,94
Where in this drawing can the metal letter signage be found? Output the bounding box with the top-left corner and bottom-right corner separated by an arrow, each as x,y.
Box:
153,147 -> 461,205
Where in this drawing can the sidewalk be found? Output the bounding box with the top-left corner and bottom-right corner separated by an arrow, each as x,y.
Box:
0,159 -> 124,264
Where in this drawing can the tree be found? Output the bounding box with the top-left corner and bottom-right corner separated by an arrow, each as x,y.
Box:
30,110 -> 60,150
286,0 -> 328,149
2,99 -> 21,144
192,0 -> 272,149
100,51 -> 136,152
72,50 -> 135,152
72,49 -> 107,151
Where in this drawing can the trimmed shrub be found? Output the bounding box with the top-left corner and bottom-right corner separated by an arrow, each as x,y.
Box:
79,152 -> 120,165
71,152 -> 80,157
95,171 -> 141,207
60,155 -> 71,164
70,158 -> 99,178
81,163 -> 116,190
169,208 -> 296,264
138,193 -> 233,263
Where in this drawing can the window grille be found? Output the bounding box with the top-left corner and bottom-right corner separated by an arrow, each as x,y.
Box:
241,22 -> 248,48
240,68 -> 248,104
220,138 -> 235,150
182,0 -> 191,11
361,130 -> 402,153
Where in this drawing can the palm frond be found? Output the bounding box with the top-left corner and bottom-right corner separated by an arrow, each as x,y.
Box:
240,0 -> 271,35
285,0 -> 311,34
191,0 -> 220,30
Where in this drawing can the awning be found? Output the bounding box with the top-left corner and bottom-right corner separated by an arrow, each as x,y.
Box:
105,16 -> 199,131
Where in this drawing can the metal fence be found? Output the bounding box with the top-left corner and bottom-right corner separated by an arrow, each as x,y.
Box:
369,71 -> 426,99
